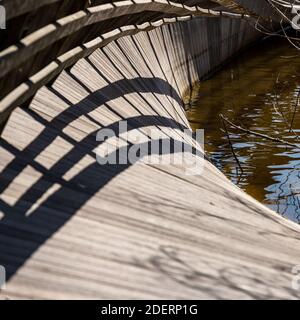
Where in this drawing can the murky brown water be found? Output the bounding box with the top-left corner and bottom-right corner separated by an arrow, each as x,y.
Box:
186,37 -> 300,223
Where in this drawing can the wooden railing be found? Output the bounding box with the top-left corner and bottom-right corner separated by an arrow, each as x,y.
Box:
0,0 -> 256,133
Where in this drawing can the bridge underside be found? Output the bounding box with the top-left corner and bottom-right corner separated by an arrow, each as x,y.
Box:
1,1 -> 300,299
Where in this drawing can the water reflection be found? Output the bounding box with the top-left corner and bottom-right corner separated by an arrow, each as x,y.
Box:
186,37 -> 300,223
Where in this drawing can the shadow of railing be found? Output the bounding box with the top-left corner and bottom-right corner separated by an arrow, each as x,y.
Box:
0,60 -> 203,281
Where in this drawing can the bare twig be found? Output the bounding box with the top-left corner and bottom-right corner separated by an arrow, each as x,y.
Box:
220,115 -> 244,174
289,86 -> 300,131
220,114 -> 300,148
272,80 -> 300,139
258,1 -> 300,49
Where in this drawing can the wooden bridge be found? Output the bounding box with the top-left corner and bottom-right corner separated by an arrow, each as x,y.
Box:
1,0 -> 300,299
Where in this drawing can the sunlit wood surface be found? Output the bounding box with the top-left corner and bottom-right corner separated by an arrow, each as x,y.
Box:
1,0 -> 300,299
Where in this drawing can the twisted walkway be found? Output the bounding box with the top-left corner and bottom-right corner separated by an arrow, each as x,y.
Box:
1,0 -> 300,299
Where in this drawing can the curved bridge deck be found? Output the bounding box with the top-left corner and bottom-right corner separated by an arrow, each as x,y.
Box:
1,0 -> 300,299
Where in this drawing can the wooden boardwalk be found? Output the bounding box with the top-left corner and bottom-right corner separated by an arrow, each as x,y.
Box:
1,0 -> 300,299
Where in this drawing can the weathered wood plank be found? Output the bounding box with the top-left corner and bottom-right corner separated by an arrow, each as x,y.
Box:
0,0 -> 298,300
